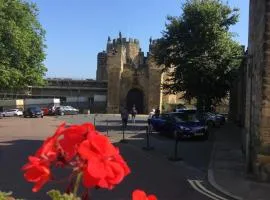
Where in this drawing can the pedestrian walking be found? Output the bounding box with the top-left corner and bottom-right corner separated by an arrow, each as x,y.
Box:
148,108 -> 155,125
131,104 -> 137,124
120,107 -> 129,129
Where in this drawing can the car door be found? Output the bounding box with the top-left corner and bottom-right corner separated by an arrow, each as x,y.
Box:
162,114 -> 175,134
151,115 -> 165,132
6,110 -> 13,117
157,114 -> 170,132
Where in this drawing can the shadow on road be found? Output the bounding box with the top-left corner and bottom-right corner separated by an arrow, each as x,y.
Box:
0,139 -> 198,200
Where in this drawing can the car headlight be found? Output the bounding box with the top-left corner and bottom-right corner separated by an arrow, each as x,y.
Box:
178,126 -> 191,131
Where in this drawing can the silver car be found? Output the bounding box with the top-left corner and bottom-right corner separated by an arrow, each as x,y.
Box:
55,106 -> 79,116
1,109 -> 23,117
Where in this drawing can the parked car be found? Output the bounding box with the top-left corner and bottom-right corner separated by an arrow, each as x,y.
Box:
1,109 -> 23,117
195,112 -> 221,127
23,107 -> 44,118
41,107 -> 49,116
212,112 -> 226,125
174,104 -> 187,112
55,106 -> 79,116
150,112 -> 208,139
179,109 -> 222,128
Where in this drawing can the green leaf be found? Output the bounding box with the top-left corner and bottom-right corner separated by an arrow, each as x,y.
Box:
153,0 -> 244,110
0,0 -> 47,91
47,190 -> 81,200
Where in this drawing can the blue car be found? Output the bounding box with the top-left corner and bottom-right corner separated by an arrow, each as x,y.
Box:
150,112 -> 208,140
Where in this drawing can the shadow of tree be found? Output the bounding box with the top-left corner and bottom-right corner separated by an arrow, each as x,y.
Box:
0,139 -> 191,200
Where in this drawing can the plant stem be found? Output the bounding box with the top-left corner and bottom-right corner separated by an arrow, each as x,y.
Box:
73,172 -> 82,197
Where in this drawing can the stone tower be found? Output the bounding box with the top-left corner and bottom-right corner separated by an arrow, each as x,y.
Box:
96,33 -> 167,114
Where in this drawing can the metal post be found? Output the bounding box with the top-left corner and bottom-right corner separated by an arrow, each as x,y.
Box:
174,139 -> 178,159
122,124 -> 125,140
120,122 -> 128,143
106,120 -> 109,137
143,126 -> 154,150
168,133 -> 182,161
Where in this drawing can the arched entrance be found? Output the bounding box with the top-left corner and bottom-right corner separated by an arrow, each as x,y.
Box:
126,88 -> 144,114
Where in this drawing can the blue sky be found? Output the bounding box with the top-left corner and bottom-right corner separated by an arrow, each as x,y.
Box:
30,0 -> 249,80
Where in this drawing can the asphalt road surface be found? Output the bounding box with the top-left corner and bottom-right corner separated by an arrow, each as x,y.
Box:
0,114 -> 234,200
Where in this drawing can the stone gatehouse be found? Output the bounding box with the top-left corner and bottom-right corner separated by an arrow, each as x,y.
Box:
96,33 -> 178,114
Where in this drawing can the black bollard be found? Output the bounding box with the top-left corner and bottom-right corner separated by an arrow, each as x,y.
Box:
142,126 -> 154,151
120,123 -> 128,143
168,132 -> 182,161
106,120 -> 109,137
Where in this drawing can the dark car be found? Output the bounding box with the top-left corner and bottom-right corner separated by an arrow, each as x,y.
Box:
212,112 -> 226,125
150,112 -> 208,140
23,107 -> 44,118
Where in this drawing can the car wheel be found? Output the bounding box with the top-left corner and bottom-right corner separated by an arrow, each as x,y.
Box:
41,115 -> 43,118
172,130 -> 180,140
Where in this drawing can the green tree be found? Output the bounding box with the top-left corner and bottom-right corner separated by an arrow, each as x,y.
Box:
153,0 -> 244,111
0,0 -> 47,91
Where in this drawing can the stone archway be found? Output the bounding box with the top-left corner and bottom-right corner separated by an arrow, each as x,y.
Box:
126,88 -> 144,114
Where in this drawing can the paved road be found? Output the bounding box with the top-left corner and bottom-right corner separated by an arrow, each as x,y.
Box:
0,114 -> 234,200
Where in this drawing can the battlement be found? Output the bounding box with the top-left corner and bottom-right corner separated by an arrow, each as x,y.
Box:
107,32 -> 140,47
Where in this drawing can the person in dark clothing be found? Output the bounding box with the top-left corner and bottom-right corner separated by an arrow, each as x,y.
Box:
120,107 -> 129,129
155,107 -> 160,117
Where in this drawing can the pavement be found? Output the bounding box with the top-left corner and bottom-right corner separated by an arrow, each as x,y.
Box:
208,122 -> 270,200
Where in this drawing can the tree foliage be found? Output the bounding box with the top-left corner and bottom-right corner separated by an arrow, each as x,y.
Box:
0,0 -> 47,91
153,0 -> 244,110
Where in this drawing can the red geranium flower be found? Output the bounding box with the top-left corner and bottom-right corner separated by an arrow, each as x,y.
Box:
22,156 -> 51,192
132,189 -> 157,200
35,123 -> 66,161
78,134 -> 130,189
58,123 -> 95,161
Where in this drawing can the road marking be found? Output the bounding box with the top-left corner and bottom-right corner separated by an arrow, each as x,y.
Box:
188,179 -> 229,200
194,180 -> 229,200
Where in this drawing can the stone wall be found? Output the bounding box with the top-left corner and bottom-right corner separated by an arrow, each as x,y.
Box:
106,44 -> 125,113
119,65 -> 148,113
96,52 -> 108,81
246,0 -> 270,181
147,57 -> 163,113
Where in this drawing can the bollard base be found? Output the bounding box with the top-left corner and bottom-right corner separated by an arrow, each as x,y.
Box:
119,139 -> 128,143
168,157 -> 183,162
142,146 -> 154,151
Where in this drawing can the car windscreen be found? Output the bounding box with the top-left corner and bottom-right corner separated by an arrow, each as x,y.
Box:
29,107 -> 41,112
172,113 -> 199,123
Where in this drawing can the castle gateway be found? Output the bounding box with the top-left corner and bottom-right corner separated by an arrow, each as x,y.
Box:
96,33 -> 178,114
